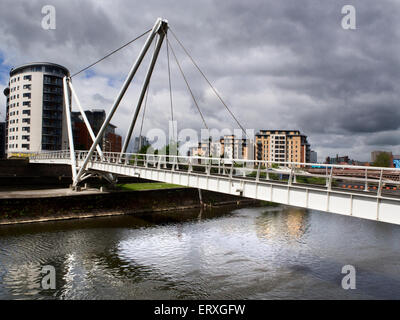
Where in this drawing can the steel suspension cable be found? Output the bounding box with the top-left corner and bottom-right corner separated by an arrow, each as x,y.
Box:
166,33 -> 175,142
71,29 -> 152,78
167,38 -> 209,130
169,28 -> 249,139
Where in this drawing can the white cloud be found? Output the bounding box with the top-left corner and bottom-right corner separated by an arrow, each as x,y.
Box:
1,0 -> 399,161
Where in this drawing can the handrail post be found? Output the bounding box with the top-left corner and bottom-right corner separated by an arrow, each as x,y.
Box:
256,162 -> 261,182
327,166 -> 333,191
188,157 -> 193,172
377,169 -> 383,197
293,167 -> 297,184
288,164 -> 293,186
171,157 -> 176,171
325,166 -> 330,188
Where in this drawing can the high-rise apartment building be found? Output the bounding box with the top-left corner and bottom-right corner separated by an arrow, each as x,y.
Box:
3,62 -> 69,157
255,130 -> 310,164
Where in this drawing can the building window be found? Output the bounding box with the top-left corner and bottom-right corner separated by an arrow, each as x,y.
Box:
22,110 -> 31,116
22,144 -> 30,150
23,84 -> 31,90
22,118 -> 30,124
23,75 -> 32,81
23,93 -> 31,98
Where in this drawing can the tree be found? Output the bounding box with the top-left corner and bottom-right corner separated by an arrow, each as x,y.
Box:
138,144 -> 150,154
373,152 -> 392,168
157,140 -> 180,156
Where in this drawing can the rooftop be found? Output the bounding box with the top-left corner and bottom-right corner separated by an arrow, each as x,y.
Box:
10,62 -> 70,77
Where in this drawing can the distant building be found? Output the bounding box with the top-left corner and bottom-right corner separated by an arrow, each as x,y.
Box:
255,130 -> 310,164
103,123 -> 122,152
310,150 -> 318,163
4,62 -> 69,157
133,135 -> 150,153
220,135 -> 253,160
220,135 -> 247,159
189,135 -> 252,160
190,141 -> 210,157
71,109 -> 122,152
392,155 -> 400,168
210,141 -> 222,158
0,122 -> 6,159
325,155 -> 354,165
189,140 -> 215,158
371,151 -> 393,163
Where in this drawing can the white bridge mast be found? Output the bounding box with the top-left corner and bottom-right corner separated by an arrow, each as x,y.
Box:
62,18 -> 168,189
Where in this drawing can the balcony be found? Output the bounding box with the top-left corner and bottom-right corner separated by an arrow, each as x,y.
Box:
43,78 -> 62,86
43,95 -> 62,103
42,128 -> 61,136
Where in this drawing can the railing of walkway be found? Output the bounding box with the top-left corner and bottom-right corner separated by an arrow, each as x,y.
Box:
31,150 -> 400,198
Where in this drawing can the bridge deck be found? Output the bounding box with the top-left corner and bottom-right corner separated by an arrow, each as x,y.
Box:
30,151 -> 400,225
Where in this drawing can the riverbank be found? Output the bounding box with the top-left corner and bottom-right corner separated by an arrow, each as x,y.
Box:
0,186 -> 262,225
0,159 -> 153,188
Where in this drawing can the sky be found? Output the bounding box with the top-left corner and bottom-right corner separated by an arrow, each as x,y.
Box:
0,0 -> 399,161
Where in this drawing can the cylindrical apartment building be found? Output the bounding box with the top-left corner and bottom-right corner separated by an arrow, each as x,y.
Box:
3,62 -> 70,157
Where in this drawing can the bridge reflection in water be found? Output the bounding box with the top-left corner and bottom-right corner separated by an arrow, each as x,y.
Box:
1,205 -> 400,299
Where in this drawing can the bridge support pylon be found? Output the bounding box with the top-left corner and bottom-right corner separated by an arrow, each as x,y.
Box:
63,18 -> 169,189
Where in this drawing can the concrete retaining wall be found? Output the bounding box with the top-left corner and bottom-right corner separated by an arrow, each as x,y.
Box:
0,188 -> 260,225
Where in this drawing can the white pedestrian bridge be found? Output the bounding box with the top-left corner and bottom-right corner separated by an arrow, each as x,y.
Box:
30,151 -> 400,226
36,18 -> 400,226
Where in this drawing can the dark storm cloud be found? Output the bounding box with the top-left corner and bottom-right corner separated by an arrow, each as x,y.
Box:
0,0 -> 399,160
366,131 -> 400,147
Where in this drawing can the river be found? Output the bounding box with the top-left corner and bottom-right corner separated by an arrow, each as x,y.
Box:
0,205 -> 399,299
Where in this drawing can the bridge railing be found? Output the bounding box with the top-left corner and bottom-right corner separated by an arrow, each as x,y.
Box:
30,150 -> 400,197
